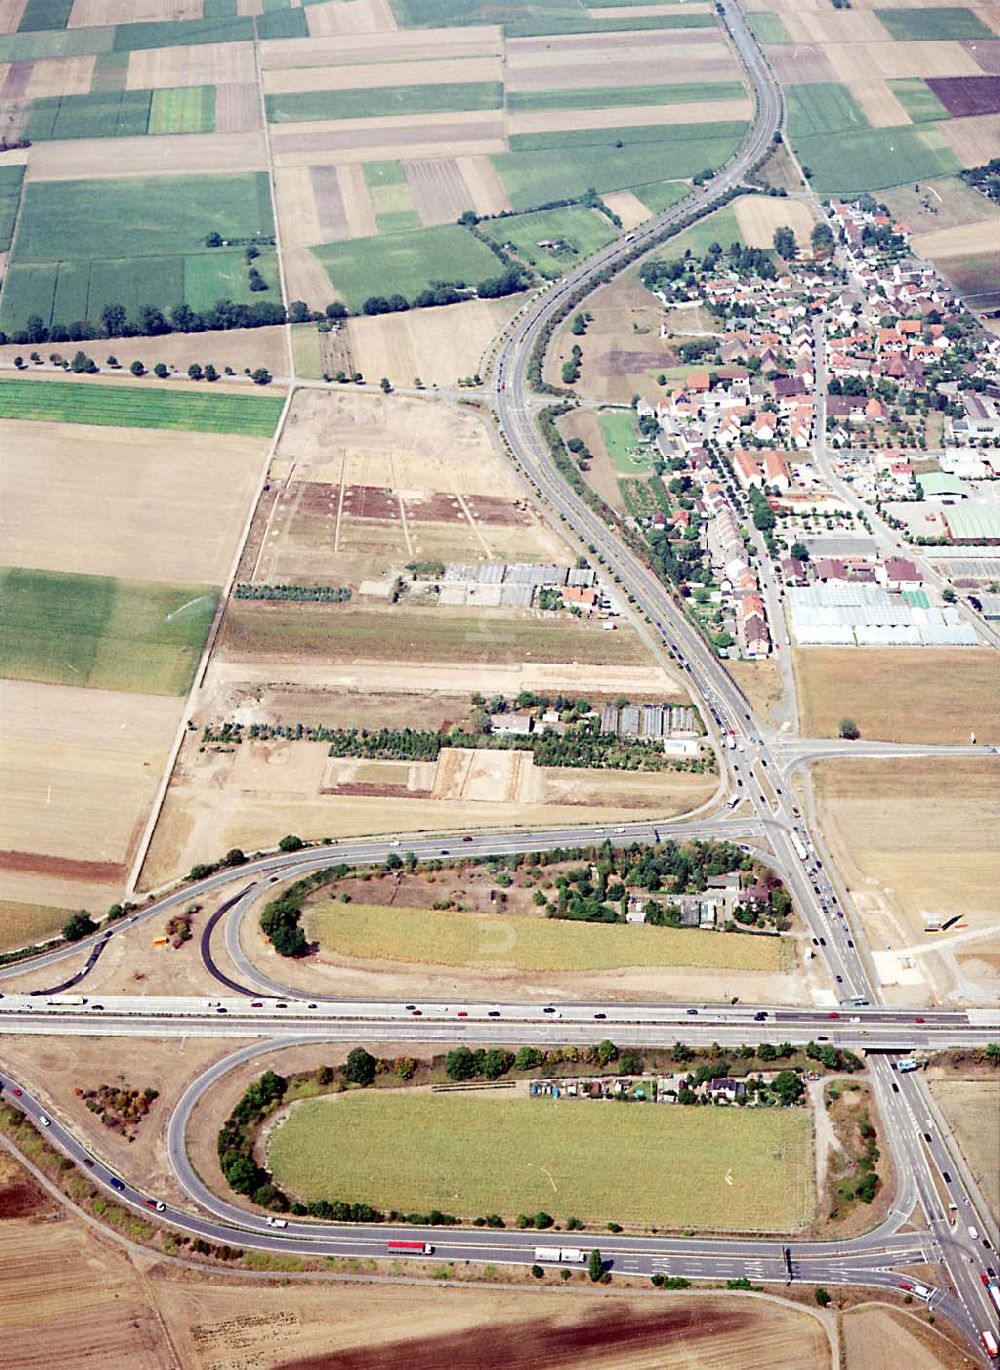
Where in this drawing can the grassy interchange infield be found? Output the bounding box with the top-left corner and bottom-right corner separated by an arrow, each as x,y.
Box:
306,902 -> 793,974
0,380 -> 284,436
268,1091 -> 814,1231
0,568 -> 217,695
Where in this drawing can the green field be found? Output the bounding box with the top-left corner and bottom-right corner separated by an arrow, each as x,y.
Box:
507,82 -> 746,113
149,85 -> 216,135
748,11 -> 788,43
875,6 -> 994,40
481,205 -> 617,279
1,172 -> 275,333
888,79 -> 950,124
111,16 -> 254,51
24,89 -> 153,142
390,0 -> 716,35
308,901 -> 792,973
364,163 -> 419,229
661,202 -> 743,257
265,82 -> 502,123
793,126 -> 960,195
640,181 -> 690,214
495,121 -> 749,211
0,26 -> 114,61
14,173 -> 273,264
0,165 -> 24,254
314,224 -> 500,310
0,568 -> 217,695
597,410 -> 652,475
19,0 -> 73,32
0,379 -> 284,435
788,84 -> 870,139
268,1092 -> 814,1230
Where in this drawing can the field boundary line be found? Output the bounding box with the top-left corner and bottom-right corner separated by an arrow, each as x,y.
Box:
253,15 -> 295,383
127,384 -> 297,898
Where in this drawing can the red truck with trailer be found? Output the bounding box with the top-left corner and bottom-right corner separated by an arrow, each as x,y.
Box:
386,1240 -> 434,1255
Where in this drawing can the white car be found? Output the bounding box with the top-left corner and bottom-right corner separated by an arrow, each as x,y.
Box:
39,1114 -> 51,1127
968,1225 -> 980,1240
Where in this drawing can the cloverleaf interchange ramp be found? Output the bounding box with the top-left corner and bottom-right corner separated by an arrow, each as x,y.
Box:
1,3 -> 998,1358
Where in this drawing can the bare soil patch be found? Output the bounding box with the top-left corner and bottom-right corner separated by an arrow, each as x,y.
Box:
843,1305 -> 970,1370
965,38 -> 1000,73
271,111 -> 506,165
456,154 -> 511,215
404,156 -> 472,227
274,165 -> 324,249
284,247 -> 336,315
260,28 -> 502,72
558,407 -> 626,513
928,73 -> 1000,116
766,43 -> 840,84
938,110 -> 1000,166
928,1078 -> 1000,1220
26,129 -> 266,181
826,39 -> 981,83
549,270 -> 669,404
847,77 -> 913,127
214,81 -> 261,134
0,418 -> 267,585
305,0 -> 398,38
725,659 -> 783,726
912,217 -> 1000,259
336,161 -> 376,238
0,0 -> 27,35
781,10 -> 892,43
602,189 -> 653,231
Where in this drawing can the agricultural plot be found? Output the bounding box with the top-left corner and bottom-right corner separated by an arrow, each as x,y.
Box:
927,74 -> 1000,115
0,676 -> 181,915
268,1092 -> 814,1231
0,418 -> 269,585
734,194 -> 815,248
148,84 -> 215,133
265,81 -> 502,122
793,123 -> 959,193
0,170 -> 274,334
928,1080 -> 1000,1219
888,77 -> 951,121
0,165 -> 24,253
308,901 -> 791,974
313,222 -> 500,310
506,80 -> 746,112
390,0 -> 715,37
23,88 -> 154,140
0,379 -> 283,435
0,566 -> 217,695
875,7 -> 994,41
480,205 -> 617,279
598,410 -> 651,475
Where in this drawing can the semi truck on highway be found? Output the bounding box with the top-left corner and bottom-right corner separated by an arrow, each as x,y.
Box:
534,1248 -> 586,1264
896,1059 -> 921,1073
387,1240 -> 433,1255
790,833 -> 809,862
981,1329 -> 998,1359
44,995 -> 86,1006
982,1276 -> 1000,1316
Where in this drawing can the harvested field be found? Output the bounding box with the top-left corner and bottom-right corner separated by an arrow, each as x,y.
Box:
285,244 -> 336,312
219,601 -> 648,668
259,28 -> 502,72
342,296 -> 517,384
0,0 -> 27,34
843,1305 -> 974,1370
928,72 -> 1000,114
308,900 -> 791,975
781,10 -> 893,43
938,109 -> 1000,164
274,164 -> 324,248
24,127 -> 266,179
928,1079 -> 1000,1219
305,0 -> 398,38
766,43 -> 840,83
213,80 -> 259,133
0,324 -> 288,377
125,39 -> 255,90
504,30 -> 736,90
911,217 -> 1000,257
602,189 -> 652,230
403,156 -> 473,226
824,37 -> 981,81
794,646 -> 1000,743
23,52 -> 92,97
335,161 -> 377,238
814,757 -> 1000,940
0,418 -> 266,584
882,172 -> 1000,230
548,270 -> 671,404
67,0 -> 202,21
966,37 -> 1000,72
268,1090 -> 814,1231
733,194 -> 815,248
0,897 -> 67,951
263,56 -> 501,96
508,97 -> 751,135
847,77 -> 914,125
0,676 -> 179,909
270,109 -> 506,165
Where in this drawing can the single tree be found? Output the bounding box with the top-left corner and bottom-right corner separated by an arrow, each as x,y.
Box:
588,1248 -> 603,1282
839,717 -> 860,741
63,910 -> 97,942
344,1047 -> 377,1086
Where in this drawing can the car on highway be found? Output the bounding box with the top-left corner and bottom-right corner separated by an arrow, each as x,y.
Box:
216,1007 -> 227,1014
144,1199 -> 166,1212
836,975 -> 844,984
969,1226 -> 980,1240
110,1178 -> 125,1192
594,1013 -> 606,1020
39,1114 -> 51,1127
251,1001 -> 263,1008
410,1009 -> 422,1016
828,1012 -> 840,1019
462,835 -> 473,843
266,1216 -> 288,1229
11,1087 -> 21,1098
440,849 -> 450,856
753,1011 -> 767,1021
488,1010 -> 501,1018
543,1006 -> 556,1014
891,1083 -> 899,1093
915,1016 -> 925,1023
943,1171 -> 952,1182
83,1157 -> 95,1168
686,1008 -> 699,1015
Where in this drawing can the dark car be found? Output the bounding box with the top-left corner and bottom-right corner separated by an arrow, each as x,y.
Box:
753,1011 -> 767,1021
891,1083 -> 899,1093
836,974 -> 844,984
923,1133 -> 932,1143
543,1006 -> 556,1014
943,1171 -> 952,1182
251,1001 -> 263,1008
110,1178 -> 125,1192
594,1013 -> 607,1020
83,1157 -> 95,1168
440,849 -> 450,856
216,1007 -> 227,1014
488,1010 -> 501,1018
686,1008 -> 699,1016
462,835 -> 474,843
819,937 -> 826,946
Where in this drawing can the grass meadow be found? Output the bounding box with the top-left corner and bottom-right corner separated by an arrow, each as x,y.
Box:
390,0 -> 715,37
307,901 -> 792,973
481,205 -> 617,279
598,410 -> 651,475
0,379 -> 284,435
0,166 -> 24,254
875,6 -> 994,40
888,79 -> 950,124
0,567 -> 217,695
314,224 -> 500,310
268,1091 -> 814,1231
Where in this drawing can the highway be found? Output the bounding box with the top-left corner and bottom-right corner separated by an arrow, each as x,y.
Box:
0,0 -> 997,1357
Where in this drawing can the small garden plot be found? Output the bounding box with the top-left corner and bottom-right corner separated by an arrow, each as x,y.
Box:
598,410 -> 652,475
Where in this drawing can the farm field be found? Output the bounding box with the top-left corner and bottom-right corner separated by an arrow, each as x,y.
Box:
0,377 -> 283,434
793,647 -> 1000,743
0,899 -> 71,953
547,270 -> 672,405
267,1090 -> 815,1231
0,323 -> 290,378
265,81 -> 502,122
0,419 -> 268,585
479,204 -> 617,279
813,757 -> 1000,942
0,171 -> 276,334
313,223 -> 501,311
928,1079 -> 1000,1220
307,900 -> 792,974
0,1158 -> 831,1370
0,676 -> 180,915
733,193 -> 815,248
336,295 -> 519,385
842,1306 -> 973,1370
0,566 -> 216,695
